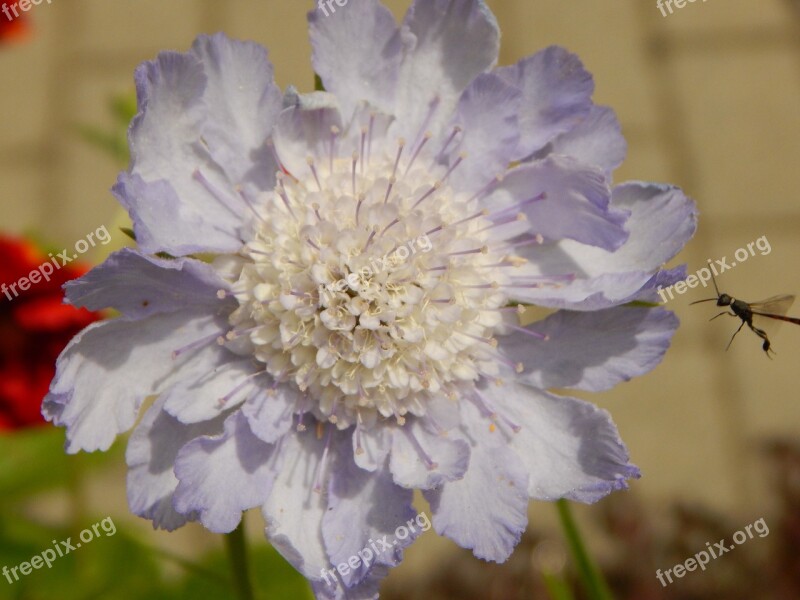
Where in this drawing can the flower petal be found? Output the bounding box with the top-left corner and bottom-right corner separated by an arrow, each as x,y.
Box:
273,92 -> 345,178
548,105 -> 627,175
323,442 -> 416,588
126,395 -> 226,530
389,418 -> 469,489
122,51 -> 242,255
262,427 -> 332,580
64,248 -> 232,320
483,382 -> 640,502
394,0 -> 500,140
424,398 -> 529,562
509,182 -> 697,309
43,310 -> 229,453
502,306 -> 678,392
240,384 -> 300,444
189,33 -> 283,190
446,72 -> 521,193
484,156 -> 628,250
161,358 -> 264,424
495,46 -> 594,161
173,411 -> 281,533
308,0 -> 405,119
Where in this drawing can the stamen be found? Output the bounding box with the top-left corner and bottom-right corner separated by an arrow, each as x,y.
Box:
172,331 -> 222,359
403,132 -> 432,177
313,424 -> 334,493
235,186 -> 268,225
218,371 -> 268,407
192,169 -> 239,217
402,426 -> 438,470
446,246 -> 489,257
329,125 -> 341,172
439,152 -> 467,185
436,125 -> 463,161
412,181 -> 441,209
383,176 -> 396,204
306,157 -> 322,191
351,151 -> 359,197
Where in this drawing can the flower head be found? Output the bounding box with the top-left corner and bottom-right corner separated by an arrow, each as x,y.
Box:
0,236 -> 98,431
44,1 -> 696,597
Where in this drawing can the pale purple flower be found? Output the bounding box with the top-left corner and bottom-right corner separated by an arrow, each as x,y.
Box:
44,1 -> 696,597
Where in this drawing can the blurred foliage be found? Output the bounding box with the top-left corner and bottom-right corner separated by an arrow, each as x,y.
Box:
0,426 -> 313,599
74,91 -> 136,166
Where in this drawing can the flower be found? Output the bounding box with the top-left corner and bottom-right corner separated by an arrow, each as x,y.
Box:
0,236 -> 98,431
44,1 -> 696,597
0,1 -> 30,45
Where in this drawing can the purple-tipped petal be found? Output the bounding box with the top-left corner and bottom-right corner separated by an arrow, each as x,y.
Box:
173,411 -> 281,533
502,306 -> 679,392
65,248 -> 232,320
496,46 -> 594,161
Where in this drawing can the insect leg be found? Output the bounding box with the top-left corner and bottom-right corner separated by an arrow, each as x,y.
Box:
725,320 -> 746,351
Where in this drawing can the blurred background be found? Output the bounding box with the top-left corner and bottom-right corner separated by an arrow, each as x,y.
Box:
1,1 -> 798,599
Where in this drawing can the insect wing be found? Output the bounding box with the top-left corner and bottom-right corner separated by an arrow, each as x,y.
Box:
749,294 -> 797,341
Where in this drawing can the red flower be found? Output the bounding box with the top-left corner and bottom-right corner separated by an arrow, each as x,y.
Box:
0,236 -> 100,431
0,1 -> 31,45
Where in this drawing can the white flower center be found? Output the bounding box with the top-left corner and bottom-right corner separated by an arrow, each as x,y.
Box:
225,124 -> 531,428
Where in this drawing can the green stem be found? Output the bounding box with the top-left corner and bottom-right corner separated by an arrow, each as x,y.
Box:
555,499 -> 614,600
225,519 -> 256,600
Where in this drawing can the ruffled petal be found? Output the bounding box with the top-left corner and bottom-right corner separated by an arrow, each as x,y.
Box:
508,182 -> 697,309
425,399 -> 529,562
495,46 -> 594,161
548,105 -> 627,175
308,0 -> 405,119
189,33 -> 283,189
65,248 -> 232,320
121,34 -> 281,255
502,306 -> 678,392
173,411 -> 281,533
42,310 -> 230,453
126,395 -> 226,530
483,382 -> 640,502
